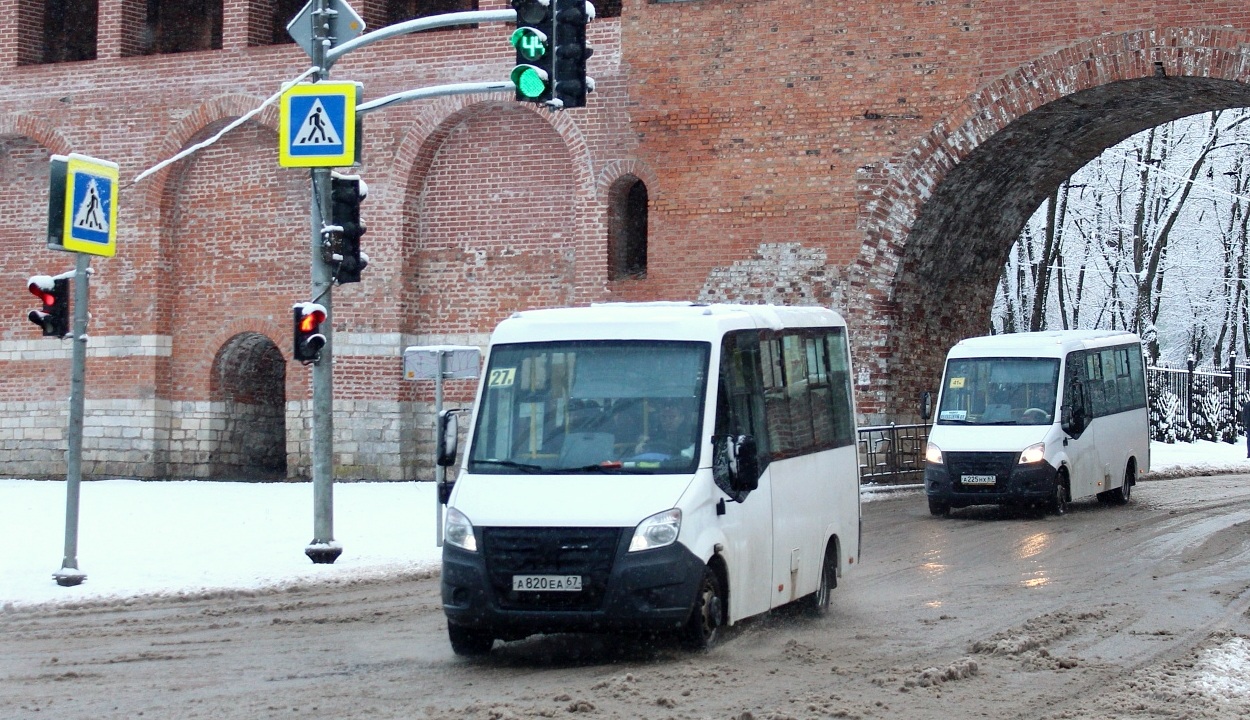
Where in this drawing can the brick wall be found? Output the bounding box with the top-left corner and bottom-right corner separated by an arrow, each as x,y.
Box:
1,1 -> 1250,478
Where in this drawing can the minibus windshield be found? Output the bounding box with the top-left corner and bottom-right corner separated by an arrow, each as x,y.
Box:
936,357 -> 1060,426
468,340 -> 710,475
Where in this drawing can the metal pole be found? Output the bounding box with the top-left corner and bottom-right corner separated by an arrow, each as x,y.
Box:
434,350 -> 446,547
54,253 -> 91,587
305,0 -> 342,564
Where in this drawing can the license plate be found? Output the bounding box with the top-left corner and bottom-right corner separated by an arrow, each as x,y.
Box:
962,474 -> 997,485
512,574 -> 582,592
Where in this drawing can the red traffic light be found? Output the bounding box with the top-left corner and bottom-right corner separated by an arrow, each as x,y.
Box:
293,302 -> 328,364
28,277 -> 57,307
298,307 -> 326,333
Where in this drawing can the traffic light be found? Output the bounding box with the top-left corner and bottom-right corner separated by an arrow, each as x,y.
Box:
27,275 -> 69,337
511,0 -> 554,104
293,302 -> 327,364
551,0 -> 594,109
329,173 -> 368,284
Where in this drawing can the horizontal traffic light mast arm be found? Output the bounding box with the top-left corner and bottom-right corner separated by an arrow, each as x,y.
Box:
358,81 -> 514,116
325,10 -> 518,67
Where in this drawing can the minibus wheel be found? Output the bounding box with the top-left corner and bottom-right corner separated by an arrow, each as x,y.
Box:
928,498 -> 950,517
447,622 -> 495,656
1109,461 -> 1134,505
680,566 -> 724,651
801,545 -> 837,617
1050,473 -> 1069,516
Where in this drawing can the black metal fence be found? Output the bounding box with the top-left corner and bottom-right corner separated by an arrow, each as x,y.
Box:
857,423 -> 929,486
1147,363 -> 1249,443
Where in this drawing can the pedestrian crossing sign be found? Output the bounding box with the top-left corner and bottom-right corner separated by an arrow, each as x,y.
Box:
46,153 -> 119,257
279,82 -> 359,168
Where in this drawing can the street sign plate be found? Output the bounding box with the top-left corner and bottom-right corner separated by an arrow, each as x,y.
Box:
47,153 -> 119,257
279,82 -> 359,168
287,0 -> 366,60
404,346 -> 482,381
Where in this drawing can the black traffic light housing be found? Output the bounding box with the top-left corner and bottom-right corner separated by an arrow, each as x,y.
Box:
552,0 -> 593,109
511,0 -> 555,104
293,302 -> 327,364
27,276 -> 69,337
329,174 -> 368,284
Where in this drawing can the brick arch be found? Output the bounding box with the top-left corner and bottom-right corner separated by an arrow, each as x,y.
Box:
0,113 -> 73,157
389,97 -> 606,336
848,27 -> 1250,421
155,114 -> 306,403
0,120 -> 72,345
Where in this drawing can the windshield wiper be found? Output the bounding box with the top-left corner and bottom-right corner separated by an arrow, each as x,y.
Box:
546,463 -> 652,474
470,459 -> 545,473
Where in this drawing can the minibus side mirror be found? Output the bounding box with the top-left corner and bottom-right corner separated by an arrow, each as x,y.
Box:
729,435 -> 760,494
713,434 -> 760,499
436,409 -> 460,467
919,391 -> 933,421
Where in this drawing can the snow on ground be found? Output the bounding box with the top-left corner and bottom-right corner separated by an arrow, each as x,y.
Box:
1,439 -> 1247,611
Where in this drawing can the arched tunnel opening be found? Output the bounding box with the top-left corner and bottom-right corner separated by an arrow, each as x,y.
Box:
210,332 -> 287,480
887,76 -> 1250,415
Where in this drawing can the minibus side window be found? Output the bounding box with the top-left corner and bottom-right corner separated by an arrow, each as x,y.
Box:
822,329 -> 856,448
1064,350 -> 1090,433
716,331 -> 771,470
757,328 -> 855,458
1126,344 -> 1147,409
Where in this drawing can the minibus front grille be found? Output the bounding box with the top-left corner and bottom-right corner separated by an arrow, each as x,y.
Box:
481,527 -> 622,611
945,452 -> 1018,491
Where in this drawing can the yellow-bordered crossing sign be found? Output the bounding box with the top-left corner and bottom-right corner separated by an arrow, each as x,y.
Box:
279,82 -> 359,168
47,153 -> 120,257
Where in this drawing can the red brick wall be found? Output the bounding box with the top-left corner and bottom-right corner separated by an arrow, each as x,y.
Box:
2,1 -> 1250,477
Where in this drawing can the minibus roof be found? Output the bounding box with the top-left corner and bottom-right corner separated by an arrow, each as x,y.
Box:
946,330 -> 1141,359
489,302 -> 846,344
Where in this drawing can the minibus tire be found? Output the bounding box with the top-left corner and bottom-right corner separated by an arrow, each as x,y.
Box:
801,547 -> 837,617
928,498 -> 950,517
680,566 -> 724,651
1109,461 -> 1134,505
1050,473 -> 1068,516
447,623 -> 495,656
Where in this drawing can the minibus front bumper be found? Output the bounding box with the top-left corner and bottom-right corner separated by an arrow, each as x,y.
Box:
924,451 -> 1059,508
442,527 -> 705,639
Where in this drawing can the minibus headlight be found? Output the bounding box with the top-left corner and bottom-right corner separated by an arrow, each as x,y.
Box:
1018,442 -> 1046,465
444,507 -> 478,552
629,508 -> 681,552
925,442 -> 944,465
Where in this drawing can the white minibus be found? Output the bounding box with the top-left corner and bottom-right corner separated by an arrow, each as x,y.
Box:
437,303 -> 861,655
923,330 -> 1150,516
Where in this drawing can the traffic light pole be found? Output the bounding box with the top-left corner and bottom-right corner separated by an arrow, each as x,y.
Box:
54,252 -> 91,587
294,4 -> 541,565
305,0 -> 342,564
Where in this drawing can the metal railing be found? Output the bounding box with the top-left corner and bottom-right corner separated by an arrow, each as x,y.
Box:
857,422 -> 930,486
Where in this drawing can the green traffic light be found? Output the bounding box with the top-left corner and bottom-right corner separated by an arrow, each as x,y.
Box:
510,27 -> 547,61
512,65 -> 548,99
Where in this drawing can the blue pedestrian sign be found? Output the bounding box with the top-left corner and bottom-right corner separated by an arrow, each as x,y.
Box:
46,154 -> 119,257
279,82 -> 359,168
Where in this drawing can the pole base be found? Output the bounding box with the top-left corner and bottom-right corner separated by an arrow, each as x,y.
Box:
305,542 -> 343,565
54,567 -> 86,587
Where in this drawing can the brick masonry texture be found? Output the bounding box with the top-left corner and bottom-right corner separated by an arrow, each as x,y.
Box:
2,2 -> 1250,479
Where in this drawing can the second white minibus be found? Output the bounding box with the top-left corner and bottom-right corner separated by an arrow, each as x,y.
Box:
437,303 -> 862,655
923,330 -> 1150,516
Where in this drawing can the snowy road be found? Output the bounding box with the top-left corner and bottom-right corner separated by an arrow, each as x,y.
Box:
4,474 -> 1250,719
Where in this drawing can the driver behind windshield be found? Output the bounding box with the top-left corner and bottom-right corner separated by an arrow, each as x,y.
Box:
634,399 -> 697,458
